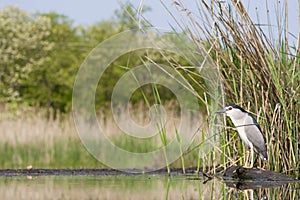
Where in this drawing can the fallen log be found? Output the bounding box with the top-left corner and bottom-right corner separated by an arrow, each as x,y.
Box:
223,165 -> 294,181
223,165 -> 296,190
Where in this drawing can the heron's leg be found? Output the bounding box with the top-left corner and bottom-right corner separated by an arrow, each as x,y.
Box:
249,147 -> 254,168
244,149 -> 250,168
243,189 -> 254,200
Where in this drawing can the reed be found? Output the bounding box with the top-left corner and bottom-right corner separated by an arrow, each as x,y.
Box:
0,106 -> 100,168
0,103 -> 200,169
1,1 -> 298,175
164,0 -> 299,175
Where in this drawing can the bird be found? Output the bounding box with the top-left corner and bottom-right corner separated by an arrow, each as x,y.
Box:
215,104 -> 268,168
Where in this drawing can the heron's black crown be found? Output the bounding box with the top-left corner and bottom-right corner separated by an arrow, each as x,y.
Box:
227,104 -> 248,113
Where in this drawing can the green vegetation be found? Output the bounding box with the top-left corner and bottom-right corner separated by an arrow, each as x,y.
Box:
169,0 -> 299,176
0,5 -> 152,112
0,106 -> 200,169
0,139 -> 101,169
0,0 -> 299,177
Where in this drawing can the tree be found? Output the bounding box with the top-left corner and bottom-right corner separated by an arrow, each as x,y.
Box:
114,1 -> 151,30
0,6 -> 53,102
19,12 -> 85,112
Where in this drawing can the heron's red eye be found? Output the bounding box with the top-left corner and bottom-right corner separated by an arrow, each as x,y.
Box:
228,106 -> 233,110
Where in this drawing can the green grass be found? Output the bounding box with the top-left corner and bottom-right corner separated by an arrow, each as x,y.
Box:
0,137 -> 201,169
163,0 -> 299,176
0,0 -> 298,177
0,105 -> 200,169
0,139 -> 103,169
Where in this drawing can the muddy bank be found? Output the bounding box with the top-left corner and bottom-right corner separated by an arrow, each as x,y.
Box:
0,168 -> 200,176
1,166 -> 297,185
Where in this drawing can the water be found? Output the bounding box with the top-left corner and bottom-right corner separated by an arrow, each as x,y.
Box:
0,175 -> 299,199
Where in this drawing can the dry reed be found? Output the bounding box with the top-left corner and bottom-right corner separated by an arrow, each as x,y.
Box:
161,0 -> 299,176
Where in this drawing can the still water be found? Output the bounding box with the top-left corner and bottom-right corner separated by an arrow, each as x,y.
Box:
0,175 -> 299,199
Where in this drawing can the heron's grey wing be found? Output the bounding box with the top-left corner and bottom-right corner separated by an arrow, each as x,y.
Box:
250,113 -> 266,142
243,114 -> 267,154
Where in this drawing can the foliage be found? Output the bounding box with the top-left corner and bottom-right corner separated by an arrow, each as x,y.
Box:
114,1 -> 151,30
0,6 -> 53,102
1,1 -> 298,176
169,0 -> 299,175
0,4 -> 176,113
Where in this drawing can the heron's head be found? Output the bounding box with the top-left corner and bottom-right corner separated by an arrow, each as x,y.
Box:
215,104 -> 247,120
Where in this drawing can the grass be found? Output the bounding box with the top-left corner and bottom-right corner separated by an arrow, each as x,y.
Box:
0,104 -> 201,169
161,0 -> 299,176
0,0 -> 298,177
0,107 -> 102,168
0,139 -> 102,168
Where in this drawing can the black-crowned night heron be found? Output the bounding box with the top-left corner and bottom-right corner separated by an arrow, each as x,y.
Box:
216,104 -> 268,168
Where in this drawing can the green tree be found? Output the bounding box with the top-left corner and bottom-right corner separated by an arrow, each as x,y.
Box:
20,12 -> 85,112
0,6 -> 53,102
114,1 -> 151,30
0,5 -> 192,113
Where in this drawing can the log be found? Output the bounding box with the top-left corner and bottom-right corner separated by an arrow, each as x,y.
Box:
223,165 -> 296,190
223,165 -> 294,181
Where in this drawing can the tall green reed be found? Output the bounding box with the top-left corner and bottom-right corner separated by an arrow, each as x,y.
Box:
160,0 -> 299,175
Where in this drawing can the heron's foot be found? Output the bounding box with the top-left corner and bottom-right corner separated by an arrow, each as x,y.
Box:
243,162 -> 253,168
243,148 -> 254,168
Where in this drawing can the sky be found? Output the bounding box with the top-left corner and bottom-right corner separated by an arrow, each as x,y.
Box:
0,0 -> 175,26
0,0 -> 298,45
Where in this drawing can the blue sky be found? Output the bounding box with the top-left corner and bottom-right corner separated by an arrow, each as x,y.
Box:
0,0 -> 298,45
0,0 -> 175,27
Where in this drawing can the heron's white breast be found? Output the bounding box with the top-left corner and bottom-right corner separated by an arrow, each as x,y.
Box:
236,127 -> 252,148
228,114 -> 253,148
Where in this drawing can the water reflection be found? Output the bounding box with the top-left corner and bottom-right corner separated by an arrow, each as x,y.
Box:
224,179 -> 300,199
0,175 -> 298,199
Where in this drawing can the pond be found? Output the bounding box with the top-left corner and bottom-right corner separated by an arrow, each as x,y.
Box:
1,174 -> 299,199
